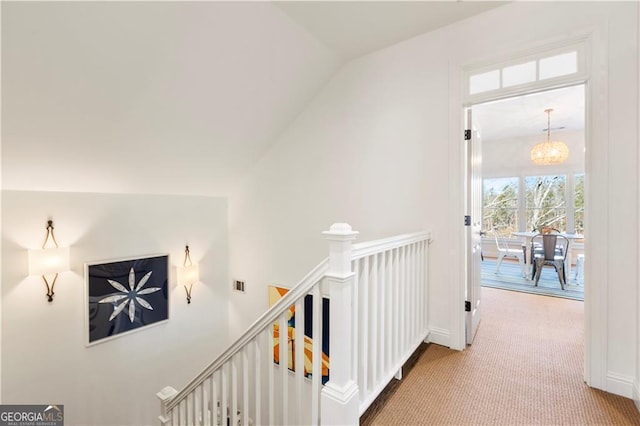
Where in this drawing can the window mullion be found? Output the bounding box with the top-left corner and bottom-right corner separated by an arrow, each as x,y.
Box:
518,175 -> 526,231
566,173 -> 575,233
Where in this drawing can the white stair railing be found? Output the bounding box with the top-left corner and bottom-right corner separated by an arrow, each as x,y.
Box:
158,224 -> 432,426
351,232 -> 431,414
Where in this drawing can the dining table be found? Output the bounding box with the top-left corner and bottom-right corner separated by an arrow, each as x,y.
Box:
510,231 -> 584,280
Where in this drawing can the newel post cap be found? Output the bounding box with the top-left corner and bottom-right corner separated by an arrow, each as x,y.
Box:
323,223 -> 359,240
156,386 -> 178,402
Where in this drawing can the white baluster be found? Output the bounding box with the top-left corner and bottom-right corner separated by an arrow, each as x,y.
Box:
189,391 -> 195,425
398,246 -> 408,353
380,251 -> 386,375
415,244 -> 421,340
221,364 -> 228,426
415,243 -> 421,337
352,258 -> 359,390
253,338 -> 261,426
393,249 -> 402,359
311,283 -> 322,426
231,356 -> 238,426
294,297 -> 305,425
408,243 -> 414,344
371,253 -> 378,388
385,250 -> 392,373
242,348 -> 249,426
420,242 -> 425,336
211,372 -> 218,426
268,324 -> 275,426
386,250 -> 392,370
197,383 -> 207,426
359,256 -> 369,399
411,243 -> 417,343
279,313 -> 288,425
178,401 -> 183,426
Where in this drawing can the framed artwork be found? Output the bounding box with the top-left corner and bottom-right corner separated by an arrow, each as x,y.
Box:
85,254 -> 169,346
268,285 -> 330,384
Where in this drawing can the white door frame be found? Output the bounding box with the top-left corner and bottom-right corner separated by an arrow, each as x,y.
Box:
447,28 -> 609,391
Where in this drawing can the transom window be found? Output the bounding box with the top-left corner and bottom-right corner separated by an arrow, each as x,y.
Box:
466,42 -> 585,98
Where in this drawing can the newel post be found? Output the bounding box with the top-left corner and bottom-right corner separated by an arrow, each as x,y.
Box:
321,223 -> 360,425
156,386 -> 178,425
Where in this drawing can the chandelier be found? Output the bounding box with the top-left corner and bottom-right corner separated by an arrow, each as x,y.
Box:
530,108 -> 569,165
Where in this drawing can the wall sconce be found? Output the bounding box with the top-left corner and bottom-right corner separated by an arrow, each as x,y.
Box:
28,219 -> 71,302
177,245 -> 199,304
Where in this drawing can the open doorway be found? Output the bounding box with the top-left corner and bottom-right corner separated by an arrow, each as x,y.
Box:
473,85 -> 586,301
456,34 -> 609,390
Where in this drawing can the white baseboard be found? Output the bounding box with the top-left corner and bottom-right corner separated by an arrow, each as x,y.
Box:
427,327 -> 450,347
632,380 -> 640,413
606,372 -> 634,398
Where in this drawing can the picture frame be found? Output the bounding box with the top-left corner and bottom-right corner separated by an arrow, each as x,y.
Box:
84,254 -> 169,346
268,285 -> 330,384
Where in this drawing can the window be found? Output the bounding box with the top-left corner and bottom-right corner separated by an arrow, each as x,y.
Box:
483,174 -> 583,236
539,51 -> 578,80
502,61 -> 536,87
574,173 -> 584,234
469,70 -> 500,95
525,175 -> 566,232
465,43 -> 584,98
483,177 -> 519,234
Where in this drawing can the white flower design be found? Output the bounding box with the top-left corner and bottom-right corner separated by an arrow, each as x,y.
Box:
98,267 -> 161,322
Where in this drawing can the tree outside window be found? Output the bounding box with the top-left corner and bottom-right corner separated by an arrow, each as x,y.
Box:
525,175 -> 566,232
574,173 -> 584,234
483,177 -> 518,235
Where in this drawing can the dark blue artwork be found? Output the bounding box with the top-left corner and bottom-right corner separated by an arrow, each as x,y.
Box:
303,294 -> 330,384
87,255 -> 168,344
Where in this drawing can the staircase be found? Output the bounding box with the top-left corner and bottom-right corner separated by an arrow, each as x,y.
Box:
157,223 -> 432,425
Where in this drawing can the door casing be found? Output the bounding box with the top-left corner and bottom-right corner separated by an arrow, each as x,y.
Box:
447,28 -> 609,391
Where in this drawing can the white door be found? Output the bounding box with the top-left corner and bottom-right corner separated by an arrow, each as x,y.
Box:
465,108 -> 483,345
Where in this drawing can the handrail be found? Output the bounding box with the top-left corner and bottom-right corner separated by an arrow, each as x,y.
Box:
166,257 -> 329,410
352,231 -> 431,260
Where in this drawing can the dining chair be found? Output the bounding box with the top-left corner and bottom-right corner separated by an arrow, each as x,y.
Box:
529,228 -> 565,279
531,233 -> 570,289
494,235 -> 526,277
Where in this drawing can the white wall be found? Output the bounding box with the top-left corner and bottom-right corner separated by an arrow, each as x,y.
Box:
227,41 -> 442,338
1,191 -> 229,426
228,1 -> 638,397
636,2 -> 640,411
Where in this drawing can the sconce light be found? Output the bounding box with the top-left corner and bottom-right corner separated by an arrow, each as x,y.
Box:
177,245 -> 199,304
28,219 -> 71,302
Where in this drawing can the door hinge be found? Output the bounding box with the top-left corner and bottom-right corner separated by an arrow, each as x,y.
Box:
465,301 -> 471,312
464,129 -> 471,140
464,215 -> 471,226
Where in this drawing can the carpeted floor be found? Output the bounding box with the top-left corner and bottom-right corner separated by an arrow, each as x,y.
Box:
361,287 -> 640,425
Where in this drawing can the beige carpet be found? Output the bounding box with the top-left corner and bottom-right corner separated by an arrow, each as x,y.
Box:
361,287 -> 640,425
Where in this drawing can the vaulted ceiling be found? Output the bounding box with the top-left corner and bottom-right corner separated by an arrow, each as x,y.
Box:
275,1 -> 506,60
2,1 -> 505,196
